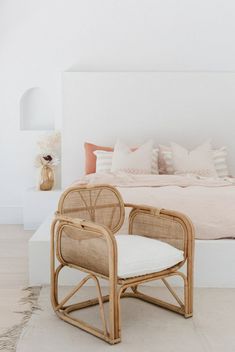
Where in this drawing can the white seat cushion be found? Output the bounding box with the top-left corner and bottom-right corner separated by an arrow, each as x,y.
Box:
116,235 -> 184,279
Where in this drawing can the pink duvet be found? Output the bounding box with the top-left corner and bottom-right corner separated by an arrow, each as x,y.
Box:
75,173 -> 235,240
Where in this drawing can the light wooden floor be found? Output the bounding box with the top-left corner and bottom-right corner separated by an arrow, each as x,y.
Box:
0,225 -> 33,330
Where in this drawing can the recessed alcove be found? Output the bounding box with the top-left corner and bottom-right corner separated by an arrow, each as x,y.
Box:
20,87 -> 54,131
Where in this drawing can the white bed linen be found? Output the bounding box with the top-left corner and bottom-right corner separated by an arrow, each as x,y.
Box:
75,173 -> 235,240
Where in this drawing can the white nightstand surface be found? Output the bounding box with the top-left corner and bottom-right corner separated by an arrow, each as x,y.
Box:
23,188 -> 62,230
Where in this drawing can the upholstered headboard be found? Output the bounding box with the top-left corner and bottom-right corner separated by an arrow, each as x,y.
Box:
62,72 -> 235,187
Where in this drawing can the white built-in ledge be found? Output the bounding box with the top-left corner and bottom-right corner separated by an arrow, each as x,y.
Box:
23,188 -> 62,230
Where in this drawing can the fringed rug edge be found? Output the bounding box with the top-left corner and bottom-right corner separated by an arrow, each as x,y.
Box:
0,286 -> 42,352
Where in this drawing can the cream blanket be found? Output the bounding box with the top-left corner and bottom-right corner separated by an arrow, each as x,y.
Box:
75,173 -> 235,240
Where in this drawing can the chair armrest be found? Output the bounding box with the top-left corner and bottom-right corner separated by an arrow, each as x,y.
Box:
51,213 -> 118,278
128,205 -> 194,260
54,212 -> 87,226
125,203 -> 160,211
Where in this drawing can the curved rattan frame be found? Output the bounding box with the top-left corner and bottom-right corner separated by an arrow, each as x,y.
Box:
51,184 -> 194,345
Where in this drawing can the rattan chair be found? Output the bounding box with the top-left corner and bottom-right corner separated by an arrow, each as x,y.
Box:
51,184 -> 194,344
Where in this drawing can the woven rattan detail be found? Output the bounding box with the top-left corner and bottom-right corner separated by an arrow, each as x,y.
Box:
130,212 -> 185,250
59,224 -> 109,277
59,186 -> 124,234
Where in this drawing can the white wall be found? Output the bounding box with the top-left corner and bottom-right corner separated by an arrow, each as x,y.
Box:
63,72 -> 235,186
1,0 -> 235,223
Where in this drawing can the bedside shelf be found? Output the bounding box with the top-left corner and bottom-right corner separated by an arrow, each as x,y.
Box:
23,188 -> 62,230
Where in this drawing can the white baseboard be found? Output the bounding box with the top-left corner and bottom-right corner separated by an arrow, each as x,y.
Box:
0,206 -> 23,224
24,223 -> 41,231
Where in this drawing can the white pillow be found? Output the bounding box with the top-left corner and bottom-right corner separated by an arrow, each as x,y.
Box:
171,141 -> 217,177
159,144 -> 229,177
111,140 -> 154,174
95,148 -> 159,174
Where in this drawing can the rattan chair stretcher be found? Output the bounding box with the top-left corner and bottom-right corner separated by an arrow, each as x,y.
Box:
51,184 -> 194,344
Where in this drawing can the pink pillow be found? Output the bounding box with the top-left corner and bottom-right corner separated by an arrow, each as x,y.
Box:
84,142 -> 113,174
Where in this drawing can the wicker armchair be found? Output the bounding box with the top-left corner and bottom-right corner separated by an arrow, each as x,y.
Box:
51,184 -> 194,344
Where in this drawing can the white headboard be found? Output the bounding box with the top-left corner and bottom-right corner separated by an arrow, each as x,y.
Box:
62,72 -> 235,186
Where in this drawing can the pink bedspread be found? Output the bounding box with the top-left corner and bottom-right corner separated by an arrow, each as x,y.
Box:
75,173 -> 235,240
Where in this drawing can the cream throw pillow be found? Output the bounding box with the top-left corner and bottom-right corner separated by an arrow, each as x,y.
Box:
95,148 -> 159,174
111,140 -> 154,174
159,144 -> 229,177
171,141 -> 217,177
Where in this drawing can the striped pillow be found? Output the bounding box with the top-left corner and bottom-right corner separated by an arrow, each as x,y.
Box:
158,145 -> 174,174
159,144 -> 229,177
94,149 -> 159,174
94,150 -> 113,173
151,148 -> 159,174
213,146 -> 229,177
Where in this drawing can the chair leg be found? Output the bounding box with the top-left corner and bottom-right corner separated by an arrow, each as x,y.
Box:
184,262 -> 193,318
51,264 -> 121,345
121,271 -> 193,319
51,263 -> 63,310
109,279 -> 121,344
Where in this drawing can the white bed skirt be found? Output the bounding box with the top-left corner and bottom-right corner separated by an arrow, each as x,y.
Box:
29,215 -> 235,288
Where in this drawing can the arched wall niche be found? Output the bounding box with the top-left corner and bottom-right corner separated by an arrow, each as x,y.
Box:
20,87 -> 54,131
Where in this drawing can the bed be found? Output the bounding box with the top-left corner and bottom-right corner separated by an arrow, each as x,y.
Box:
76,173 -> 235,240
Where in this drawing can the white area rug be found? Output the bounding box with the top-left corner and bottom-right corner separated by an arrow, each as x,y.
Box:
16,286 -> 235,352
0,287 -> 41,352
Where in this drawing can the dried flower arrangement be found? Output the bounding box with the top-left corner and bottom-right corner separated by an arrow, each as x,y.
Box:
36,131 -> 61,153
35,153 -> 60,168
35,131 -> 60,168
35,131 -> 61,191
